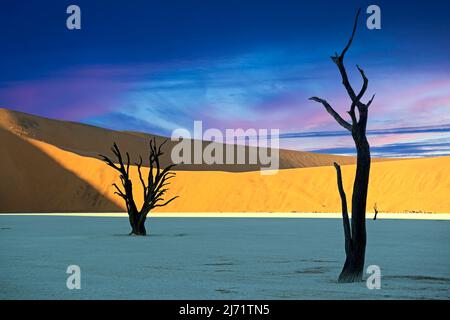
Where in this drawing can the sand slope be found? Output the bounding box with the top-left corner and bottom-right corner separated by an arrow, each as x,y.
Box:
0,108 -> 361,171
1,128 -> 449,213
0,128 -> 121,212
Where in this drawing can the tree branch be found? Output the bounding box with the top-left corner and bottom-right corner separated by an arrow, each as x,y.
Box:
99,154 -> 120,172
330,8 -> 368,108
136,156 -> 147,200
356,65 -> 368,99
158,139 -> 168,156
126,152 -> 131,176
333,162 -> 352,256
309,97 -> 352,131
366,94 -> 376,107
153,196 -> 179,208
341,8 -> 360,59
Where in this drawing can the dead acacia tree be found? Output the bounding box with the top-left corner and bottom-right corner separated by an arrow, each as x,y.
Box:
100,138 -> 178,236
309,9 -> 375,282
373,203 -> 378,220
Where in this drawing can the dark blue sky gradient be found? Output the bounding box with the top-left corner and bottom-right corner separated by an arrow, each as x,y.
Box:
1,0 -> 449,157
2,0 -> 450,78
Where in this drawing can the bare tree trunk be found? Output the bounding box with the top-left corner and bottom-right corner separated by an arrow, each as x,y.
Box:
128,211 -> 139,235
128,206 -> 148,236
339,136 -> 370,282
133,214 -> 147,236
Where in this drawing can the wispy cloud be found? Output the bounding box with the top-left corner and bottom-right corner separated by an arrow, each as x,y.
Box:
1,51 -> 449,159
310,139 -> 450,158
280,124 -> 450,139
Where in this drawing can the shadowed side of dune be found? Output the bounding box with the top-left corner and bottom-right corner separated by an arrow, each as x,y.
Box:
0,128 -> 122,213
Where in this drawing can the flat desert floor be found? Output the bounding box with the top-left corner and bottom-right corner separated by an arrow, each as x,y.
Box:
0,216 -> 449,299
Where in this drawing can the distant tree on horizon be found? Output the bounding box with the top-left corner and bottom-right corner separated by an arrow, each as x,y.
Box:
309,8 -> 375,283
100,138 -> 178,236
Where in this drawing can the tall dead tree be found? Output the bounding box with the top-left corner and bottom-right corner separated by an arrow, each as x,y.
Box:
309,9 -> 375,282
100,138 -> 178,236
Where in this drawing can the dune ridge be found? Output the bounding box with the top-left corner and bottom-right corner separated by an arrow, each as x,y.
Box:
0,108 -> 363,171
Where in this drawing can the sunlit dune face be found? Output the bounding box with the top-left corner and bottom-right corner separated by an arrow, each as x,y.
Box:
2,128 -> 450,213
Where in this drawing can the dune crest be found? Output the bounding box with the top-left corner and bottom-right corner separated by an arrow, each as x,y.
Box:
0,108 -> 362,171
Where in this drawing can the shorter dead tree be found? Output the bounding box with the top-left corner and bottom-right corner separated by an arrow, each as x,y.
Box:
373,203 -> 378,220
100,138 -> 178,235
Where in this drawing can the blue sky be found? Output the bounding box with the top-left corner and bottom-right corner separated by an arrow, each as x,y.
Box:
1,0 -> 450,157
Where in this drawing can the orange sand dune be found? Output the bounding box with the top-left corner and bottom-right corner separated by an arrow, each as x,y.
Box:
0,108 -> 365,171
1,130 -> 449,213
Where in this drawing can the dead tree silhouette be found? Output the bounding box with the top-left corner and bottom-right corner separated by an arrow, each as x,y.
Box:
309,9 -> 375,282
373,203 -> 379,220
100,138 -> 178,235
